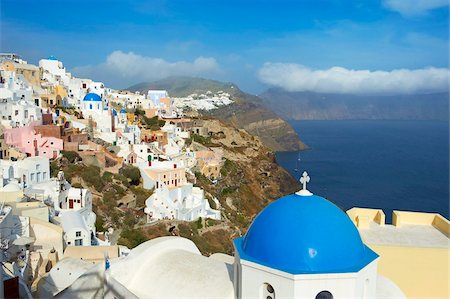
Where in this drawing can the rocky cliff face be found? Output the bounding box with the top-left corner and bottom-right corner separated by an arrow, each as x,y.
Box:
128,77 -> 308,151
208,97 -> 307,152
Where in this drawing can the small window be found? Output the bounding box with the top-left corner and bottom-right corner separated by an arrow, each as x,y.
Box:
316,291 -> 333,299
76,231 -> 81,237
262,283 -> 275,299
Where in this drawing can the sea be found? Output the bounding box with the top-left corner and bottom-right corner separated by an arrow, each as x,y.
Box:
276,120 -> 449,223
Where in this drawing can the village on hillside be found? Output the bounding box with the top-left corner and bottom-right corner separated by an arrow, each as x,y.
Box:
0,53 -> 245,295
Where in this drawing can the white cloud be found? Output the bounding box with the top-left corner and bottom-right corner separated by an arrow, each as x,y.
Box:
71,51 -> 220,88
383,0 -> 448,16
258,63 -> 449,95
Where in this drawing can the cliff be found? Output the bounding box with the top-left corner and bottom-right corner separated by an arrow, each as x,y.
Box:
128,77 -> 308,151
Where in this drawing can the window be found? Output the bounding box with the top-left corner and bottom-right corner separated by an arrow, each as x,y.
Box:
76,231 -> 81,237
261,283 -> 275,299
42,172 -> 47,180
75,239 -> 83,246
316,291 -> 333,299
36,164 -> 40,170
30,173 -> 35,181
14,110 -> 18,116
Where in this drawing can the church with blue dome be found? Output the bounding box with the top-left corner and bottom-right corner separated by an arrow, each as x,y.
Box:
82,92 -> 103,112
233,171 -> 381,299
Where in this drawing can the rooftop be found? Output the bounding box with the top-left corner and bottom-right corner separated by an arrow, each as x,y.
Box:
360,221 -> 449,248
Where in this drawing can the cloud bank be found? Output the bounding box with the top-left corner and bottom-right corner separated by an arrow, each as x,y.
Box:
72,51 -> 220,88
383,0 -> 448,16
258,63 -> 449,95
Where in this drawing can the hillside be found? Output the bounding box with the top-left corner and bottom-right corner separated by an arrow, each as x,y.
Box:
128,77 -> 307,151
56,119 -> 300,255
260,89 -> 449,121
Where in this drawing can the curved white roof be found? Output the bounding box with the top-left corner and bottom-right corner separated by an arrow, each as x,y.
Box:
111,237 -> 234,299
1,182 -> 22,192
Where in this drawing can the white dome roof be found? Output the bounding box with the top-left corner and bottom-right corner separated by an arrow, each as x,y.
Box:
2,182 -> 21,192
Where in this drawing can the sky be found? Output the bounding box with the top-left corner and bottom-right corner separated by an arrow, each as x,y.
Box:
1,0 -> 448,94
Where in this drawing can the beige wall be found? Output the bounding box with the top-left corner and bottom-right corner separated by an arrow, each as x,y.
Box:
64,245 -> 119,264
146,167 -> 186,189
12,202 -> 49,221
0,190 -> 24,203
393,211 -> 450,237
370,244 -> 449,299
30,217 -> 64,258
346,207 -> 385,228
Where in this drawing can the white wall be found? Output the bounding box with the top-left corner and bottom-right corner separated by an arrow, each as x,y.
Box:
235,254 -> 379,299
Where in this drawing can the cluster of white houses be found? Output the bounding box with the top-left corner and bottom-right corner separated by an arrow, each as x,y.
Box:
0,53 -> 226,296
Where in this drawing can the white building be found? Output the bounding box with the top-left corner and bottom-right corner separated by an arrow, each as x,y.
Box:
0,156 -> 50,189
139,161 -> 220,222
37,174 -> 406,299
145,184 -> 220,221
61,211 -> 91,247
0,69 -> 42,128
39,56 -> 70,85
147,90 -> 168,106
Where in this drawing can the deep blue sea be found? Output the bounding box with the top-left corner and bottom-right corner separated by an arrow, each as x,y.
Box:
276,121 -> 449,223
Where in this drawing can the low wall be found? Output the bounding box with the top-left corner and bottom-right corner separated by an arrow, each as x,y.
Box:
346,207 -> 385,228
393,210 -> 450,237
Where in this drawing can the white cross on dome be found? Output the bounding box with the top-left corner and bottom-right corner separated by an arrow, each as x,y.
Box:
296,171 -> 313,196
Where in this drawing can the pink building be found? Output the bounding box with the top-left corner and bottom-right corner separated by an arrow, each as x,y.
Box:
4,124 -> 64,159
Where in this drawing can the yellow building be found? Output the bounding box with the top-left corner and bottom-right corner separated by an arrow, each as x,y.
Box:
39,84 -> 68,107
347,208 -> 450,299
2,61 -> 41,86
195,150 -> 223,180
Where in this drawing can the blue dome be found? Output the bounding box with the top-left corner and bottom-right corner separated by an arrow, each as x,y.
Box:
47,56 -> 58,60
234,194 -> 378,274
83,93 -> 102,102
120,109 -> 126,114
113,109 -> 118,116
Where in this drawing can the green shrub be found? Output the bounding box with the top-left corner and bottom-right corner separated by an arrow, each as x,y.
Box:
118,228 -> 147,248
102,171 -> 113,182
112,183 -> 126,195
103,191 -> 117,209
196,217 -> 203,230
119,165 -> 141,186
61,151 -> 81,163
95,216 -> 105,232
50,160 -> 59,178
81,165 -> 104,192
113,173 -> 130,187
207,197 -> 217,210
130,186 -> 153,208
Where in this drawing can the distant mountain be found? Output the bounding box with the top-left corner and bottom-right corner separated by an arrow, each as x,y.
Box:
260,89 -> 449,121
128,77 -> 307,151
128,76 -> 236,97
